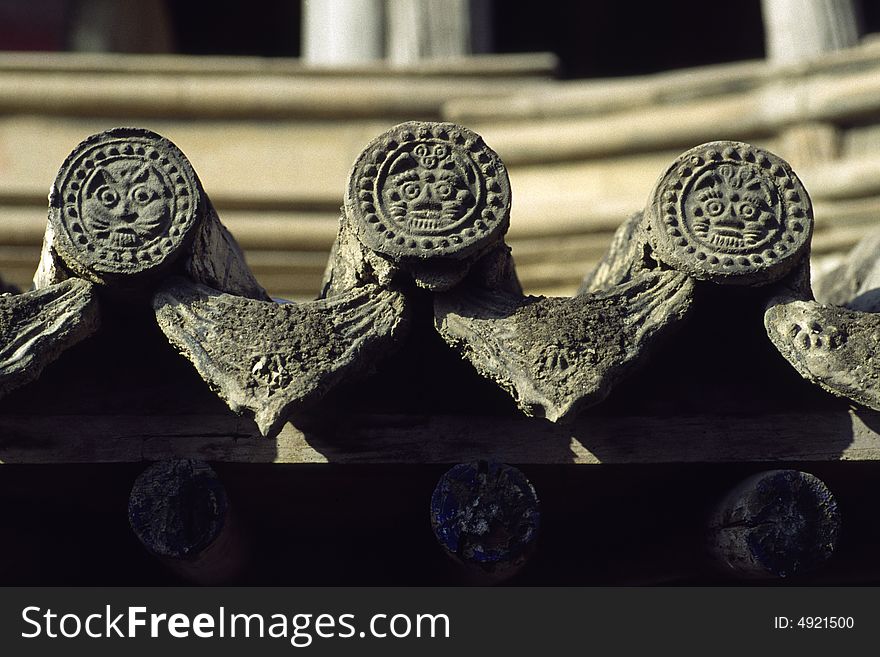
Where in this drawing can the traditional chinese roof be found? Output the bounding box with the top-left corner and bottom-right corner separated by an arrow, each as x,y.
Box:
0,122 -> 877,466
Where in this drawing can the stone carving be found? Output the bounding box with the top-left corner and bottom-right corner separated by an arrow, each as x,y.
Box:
154,278 -> 408,437
20,126 -> 870,433
439,141 -> 814,422
323,121 -> 511,294
0,278 -> 100,398
435,270 -> 694,420
577,142 -> 880,414
329,122 -> 707,421
325,121 -> 697,421
765,295 -> 880,411
580,139 -> 876,419
582,140 -> 875,413
582,143 -> 814,306
762,215 -> 879,411
46,128 -> 203,285
35,128 -> 267,300
18,127 -> 417,433
349,122 -> 509,259
646,142 -> 812,286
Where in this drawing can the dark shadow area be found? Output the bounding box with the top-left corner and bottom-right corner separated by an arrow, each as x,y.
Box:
492,1 -> 766,79
854,406 -> 880,437
596,281 -> 843,417
298,282 -> 577,462
312,284 -> 525,418
0,0 -> 70,51
575,278 -> 856,463
167,0 -> 301,57
0,297 -> 265,464
2,461 -> 880,585
5,0 -> 880,84
0,301 -> 229,417
849,288 -> 880,311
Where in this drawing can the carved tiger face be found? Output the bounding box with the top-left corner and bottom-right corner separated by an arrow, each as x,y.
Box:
82,159 -> 171,248
383,166 -> 475,234
686,164 -> 778,252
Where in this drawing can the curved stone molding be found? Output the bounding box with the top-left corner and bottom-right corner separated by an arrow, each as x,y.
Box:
435,269 -> 694,421
154,278 -> 409,437
35,127 -> 267,300
324,121 -> 511,294
763,215 -> 878,410
0,278 -> 100,398
765,299 -> 880,411
646,142 -> 813,286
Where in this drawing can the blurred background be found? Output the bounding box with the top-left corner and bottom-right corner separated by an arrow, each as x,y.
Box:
0,0 -> 878,299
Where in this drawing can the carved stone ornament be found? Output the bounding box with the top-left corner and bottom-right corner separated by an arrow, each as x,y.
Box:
576,141 -> 879,415
44,128 -> 203,286
646,142 -> 813,286
335,121 -> 694,422
0,278 -> 100,398
35,127 -> 267,300
15,125 -> 874,433
476,139 -> 822,421
323,121 -> 511,294
765,298 -> 880,410
24,127 -> 414,435
581,139 -> 879,414
434,140 -> 817,421
348,121 -> 510,260
435,268 -> 694,420
765,228 -> 880,411
154,278 -> 408,437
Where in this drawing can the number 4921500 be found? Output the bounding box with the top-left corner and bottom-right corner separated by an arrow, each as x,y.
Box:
797,617 -> 854,629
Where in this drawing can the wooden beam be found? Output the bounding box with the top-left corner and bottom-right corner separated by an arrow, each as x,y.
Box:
0,409 -> 876,465
0,50 -> 558,78
430,461 -> 539,583
463,65 -> 880,165
128,459 -> 246,584
706,469 -> 840,578
444,39 -> 880,123
0,71 -> 547,120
